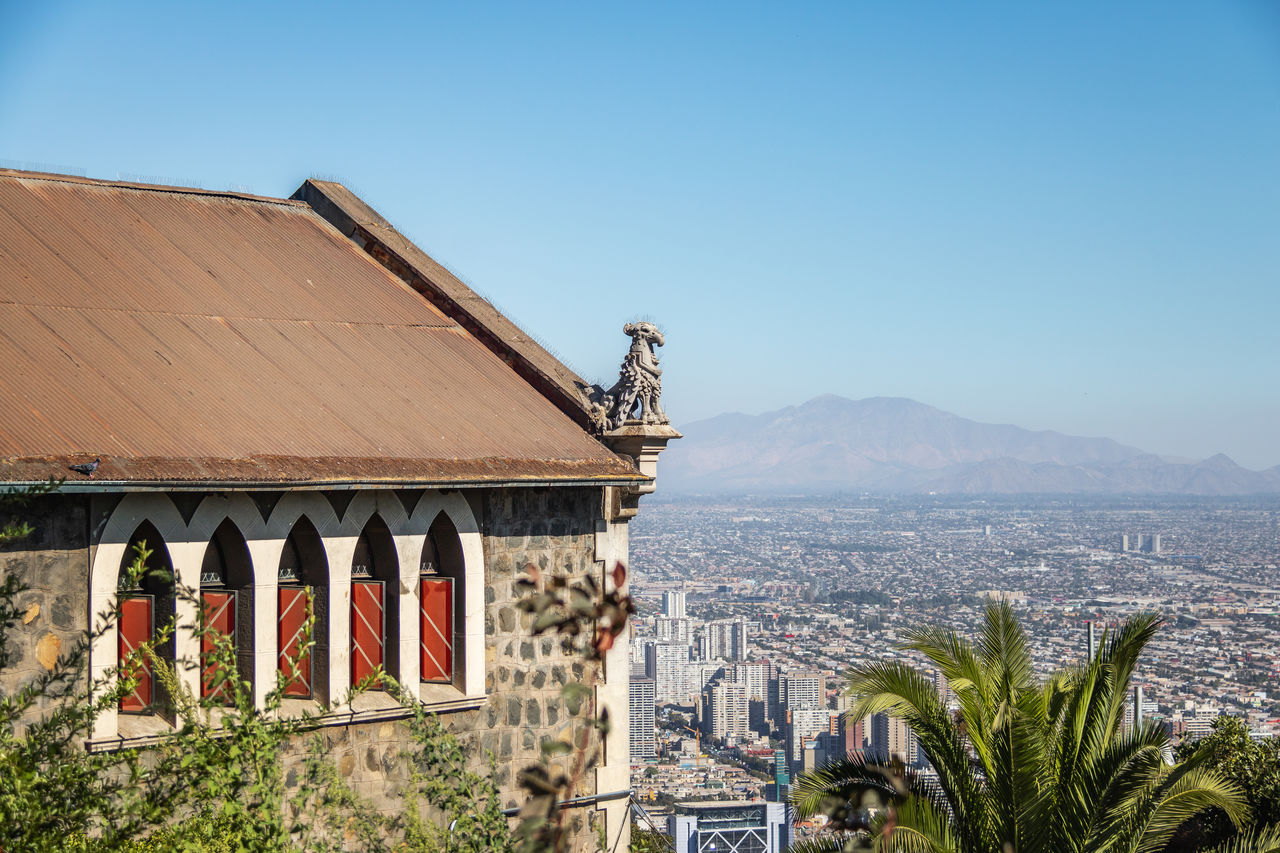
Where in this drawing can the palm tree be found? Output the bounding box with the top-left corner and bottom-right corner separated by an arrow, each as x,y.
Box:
790,603 -> 1248,853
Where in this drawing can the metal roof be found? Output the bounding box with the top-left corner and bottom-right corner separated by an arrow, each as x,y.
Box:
0,169 -> 641,486
293,180 -> 601,430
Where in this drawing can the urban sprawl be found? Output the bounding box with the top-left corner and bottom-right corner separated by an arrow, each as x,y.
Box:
626,495 -> 1280,830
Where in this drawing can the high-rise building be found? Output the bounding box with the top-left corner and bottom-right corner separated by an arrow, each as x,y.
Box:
870,713 -> 918,766
731,618 -> 748,661
933,670 -> 953,706
629,678 -> 657,761
1123,685 -> 1158,733
730,660 -> 770,702
631,636 -> 654,678
702,679 -> 750,741
767,676 -> 782,724
749,698 -> 768,734
646,642 -> 690,704
788,708 -> 836,762
780,671 -> 824,712
654,616 -> 694,644
662,589 -> 686,619
700,617 -> 749,661
839,712 -> 867,756
801,739 -> 826,774
765,747 -> 791,802
1131,532 -> 1161,554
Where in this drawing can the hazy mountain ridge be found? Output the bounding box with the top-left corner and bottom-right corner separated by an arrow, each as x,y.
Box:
662,396 -> 1280,495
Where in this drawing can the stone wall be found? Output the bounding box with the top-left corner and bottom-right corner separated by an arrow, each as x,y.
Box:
0,494 -> 92,719
468,485 -> 607,844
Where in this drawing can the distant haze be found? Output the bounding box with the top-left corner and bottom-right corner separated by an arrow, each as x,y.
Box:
660,395 -> 1280,496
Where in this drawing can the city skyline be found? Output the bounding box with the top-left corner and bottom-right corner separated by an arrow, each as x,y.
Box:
3,2 -> 1277,466
627,493 -> 1280,810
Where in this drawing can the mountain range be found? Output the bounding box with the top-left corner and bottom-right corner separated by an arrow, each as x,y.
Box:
659,395 -> 1280,496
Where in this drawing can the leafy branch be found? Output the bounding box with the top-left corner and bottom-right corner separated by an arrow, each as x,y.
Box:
513,561 -> 634,853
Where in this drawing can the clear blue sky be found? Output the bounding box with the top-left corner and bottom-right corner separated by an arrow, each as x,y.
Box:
3,1 -> 1278,468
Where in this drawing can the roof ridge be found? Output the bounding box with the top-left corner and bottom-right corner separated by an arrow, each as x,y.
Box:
0,167 -> 308,208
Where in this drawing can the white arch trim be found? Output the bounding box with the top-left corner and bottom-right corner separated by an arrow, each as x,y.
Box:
409,492 -> 485,699
89,493 -> 188,740
88,489 -> 487,741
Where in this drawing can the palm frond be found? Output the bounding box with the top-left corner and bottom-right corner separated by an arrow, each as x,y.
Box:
1047,613 -> 1162,851
885,790 -> 960,853
818,604 -> 1219,853
843,662 -> 989,851
1096,614 -> 1162,738
784,836 -> 865,853
791,753 -> 904,820
1200,824 -> 1280,853
1076,723 -> 1175,851
1130,765 -> 1247,853
898,623 -> 986,701
976,601 -> 1036,697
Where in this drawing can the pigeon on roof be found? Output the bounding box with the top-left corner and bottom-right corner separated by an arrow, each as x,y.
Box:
68,457 -> 100,477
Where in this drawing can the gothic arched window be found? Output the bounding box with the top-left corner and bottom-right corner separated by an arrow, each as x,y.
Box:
420,514 -> 463,684
117,522 -> 174,716
200,520 -> 253,703
350,516 -> 398,689
277,517 -> 328,700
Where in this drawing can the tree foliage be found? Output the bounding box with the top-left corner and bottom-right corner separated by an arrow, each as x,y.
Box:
1171,716 -> 1280,851
791,602 -> 1250,853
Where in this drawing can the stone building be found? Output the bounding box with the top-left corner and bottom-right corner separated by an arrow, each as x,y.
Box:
0,168 -> 678,850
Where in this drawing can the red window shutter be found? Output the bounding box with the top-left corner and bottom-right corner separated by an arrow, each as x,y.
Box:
420,577 -> 453,682
350,580 -> 384,688
277,587 -> 312,698
118,595 -> 153,712
201,591 -> 236,703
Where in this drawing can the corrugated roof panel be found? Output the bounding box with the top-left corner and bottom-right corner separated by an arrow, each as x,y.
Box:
0,175 -> 457,326
0,171 -> 638,484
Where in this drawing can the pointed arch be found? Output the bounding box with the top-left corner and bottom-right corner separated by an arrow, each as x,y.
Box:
200,519 -> 253,702
117,521 -> 175,718
88,494 -> 190,740
407,492 -> 484,698
277,515 -> 329,701
419,512 -> 460,684
339,490 -> 409,537
350,514 -> 398,688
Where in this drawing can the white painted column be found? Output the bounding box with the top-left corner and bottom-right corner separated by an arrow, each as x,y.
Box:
395,534 -> 424,689
324,535 -> 357,705
167,540 -> 207,719
594,516 -> 632,853
89,541 -> 127,741
458,528 -> 486,698
246,538 -> 285,709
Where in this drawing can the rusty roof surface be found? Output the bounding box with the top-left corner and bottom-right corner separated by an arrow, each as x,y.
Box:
293,180 -> 600,429
0,169 -> 640,486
